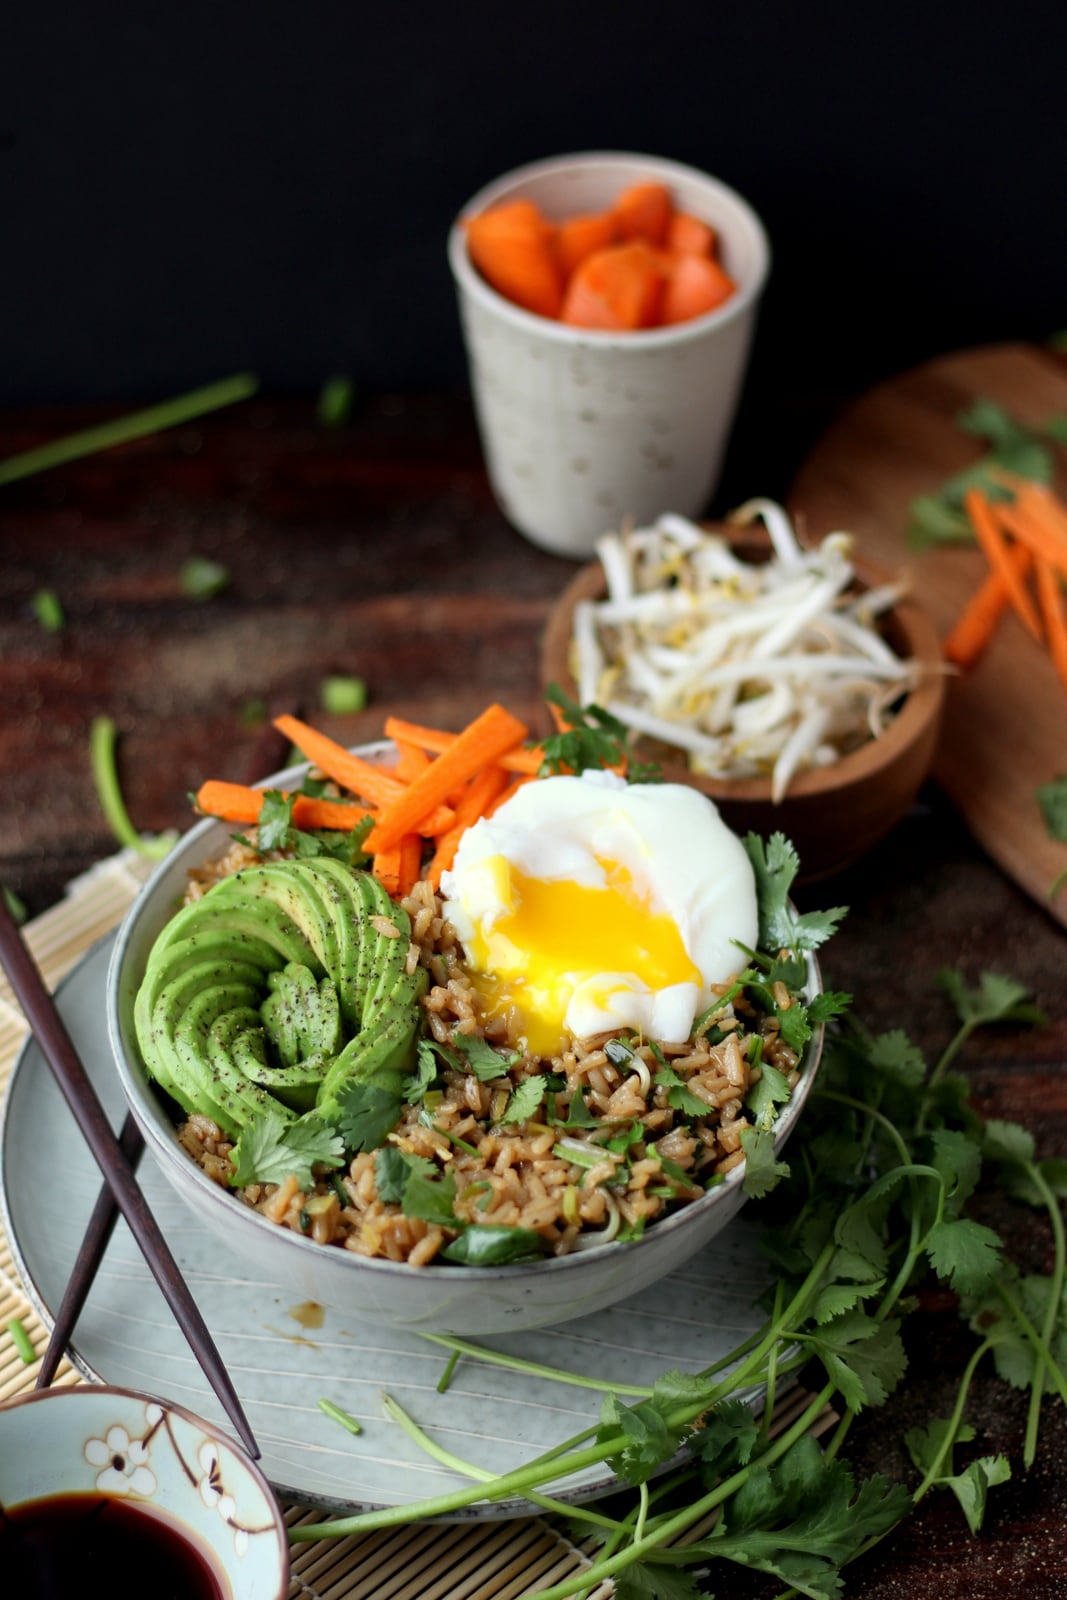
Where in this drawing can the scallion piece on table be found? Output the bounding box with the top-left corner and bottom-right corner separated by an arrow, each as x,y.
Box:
0,373 -> 259,488
7,1316 -> 36,1364
320,675 -> 367,715
89,715 -> 176,861
317,1397 -> 363,1436
31,587 -> 65,633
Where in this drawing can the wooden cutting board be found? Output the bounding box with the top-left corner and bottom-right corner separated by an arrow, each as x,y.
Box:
789,341 -> 1067,926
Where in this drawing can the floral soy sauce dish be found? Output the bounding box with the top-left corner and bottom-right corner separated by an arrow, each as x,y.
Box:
0,1384 -> 289,1599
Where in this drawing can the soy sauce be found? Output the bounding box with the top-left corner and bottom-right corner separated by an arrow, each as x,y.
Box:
0,1492 -> 230,1598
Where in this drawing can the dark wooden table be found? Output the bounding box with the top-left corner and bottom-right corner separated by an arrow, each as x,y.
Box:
1,392 -> 1065,1598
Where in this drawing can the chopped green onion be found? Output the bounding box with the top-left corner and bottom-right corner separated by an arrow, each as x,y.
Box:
89,715 -> 176,860
317,376 -> 354,427
435,1349 -> 462,1394
7,1316 -> 36,1364
180,556 -> 230,601
0,373 -> 259,488
239,698 -> 268,727
320,675 -> 367,715
31,588 -> 64,633
2,886 -> 28,926
318,1397 -> 363,1436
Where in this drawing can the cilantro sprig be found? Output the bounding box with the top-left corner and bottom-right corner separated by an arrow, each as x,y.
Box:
539,684 -> 660,782
291,961 -> 1064,1600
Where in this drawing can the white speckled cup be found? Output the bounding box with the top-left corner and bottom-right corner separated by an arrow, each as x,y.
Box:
448,151 -> 770,558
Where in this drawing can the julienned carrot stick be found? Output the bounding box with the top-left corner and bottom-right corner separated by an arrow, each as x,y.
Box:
426,764 -> 511,890
393,740 -> 432,784
941,546 -> 1032,670
364,704 -> 530,853
1035,558 -> 1067,691
963,489 -> 1043,641
194,780 -> 373,832
995,483 -> 1067,579
382,716 -> 544,775
273,715 -> 455,837
373,832 -> 423,898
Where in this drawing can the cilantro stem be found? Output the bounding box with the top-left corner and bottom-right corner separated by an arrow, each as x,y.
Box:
89,715 -> 176,860
317,1397 -> 363,1436
419,1333 -> 655,1398
910,1338 -> 995,1503
379,1392 -> 620,1530
0,373 -> 258,487
994,1280 -> 1067,1410
1017,1162 -> 1067,1468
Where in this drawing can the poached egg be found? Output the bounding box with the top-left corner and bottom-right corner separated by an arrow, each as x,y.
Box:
439,770 -> 758,1056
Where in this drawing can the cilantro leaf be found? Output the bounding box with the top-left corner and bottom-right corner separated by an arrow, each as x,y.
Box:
654,1063 -> 710,1119
401,1165 -> 458,1227
502,1075 -> 547,1125
597,1390 -> 690,1487
804,1310 -> 908,1411
334,1079 -> 403,1153
374,1145 -> 435,1204
540,685 -> 660,782
745,1062 -> 792,1127
925,1216 -> 1003,1295
937,968 -> 1047,1029
230,1108 -> 344,1188
740,1125 -> 790,1199
906,398 -> 1058,551
743,832 -> 847,954
449,1033 -> 521,1081
868,1028 -> 927,1087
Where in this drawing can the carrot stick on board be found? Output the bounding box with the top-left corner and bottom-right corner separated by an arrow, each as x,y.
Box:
941,545 -> 1032,670
382,715 -> 544,775
963,489 -> 1043,642
273,714 -> 456,837
364,704 -> 530,853
194,780 -> 374,833
994,481 -> 1067,579
1035,558 -> 1067,691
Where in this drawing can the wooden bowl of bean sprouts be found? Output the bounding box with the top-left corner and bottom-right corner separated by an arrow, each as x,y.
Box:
540,500 -> 945,881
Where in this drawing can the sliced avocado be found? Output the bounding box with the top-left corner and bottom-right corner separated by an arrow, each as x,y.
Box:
133,857 -> 429,1142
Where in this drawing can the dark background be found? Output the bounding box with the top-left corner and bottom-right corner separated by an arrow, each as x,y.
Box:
4,1 -> 1065,494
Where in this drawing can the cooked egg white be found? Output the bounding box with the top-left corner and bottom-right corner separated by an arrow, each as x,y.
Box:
439,770 -> 758,1056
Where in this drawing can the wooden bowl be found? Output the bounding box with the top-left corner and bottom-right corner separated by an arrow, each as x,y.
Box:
539,533 -> 946,882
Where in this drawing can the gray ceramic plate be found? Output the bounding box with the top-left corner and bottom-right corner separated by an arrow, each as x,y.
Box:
1,933 -> 780,1519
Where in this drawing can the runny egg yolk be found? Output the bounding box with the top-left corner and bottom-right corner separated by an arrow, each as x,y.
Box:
461,854 -> 702,1057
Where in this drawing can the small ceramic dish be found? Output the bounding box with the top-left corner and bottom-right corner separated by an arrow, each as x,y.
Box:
540,529 -> 945,881
107,744 -> 824,1337
0,1383 -> 288,1598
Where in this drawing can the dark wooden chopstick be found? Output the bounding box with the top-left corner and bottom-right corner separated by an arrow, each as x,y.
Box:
28,710 -> 301,1425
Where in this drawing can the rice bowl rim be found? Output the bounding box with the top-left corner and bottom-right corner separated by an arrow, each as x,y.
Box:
107,741 -> 825,1286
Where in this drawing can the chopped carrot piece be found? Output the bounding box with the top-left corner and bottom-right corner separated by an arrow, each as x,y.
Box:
1035,558 -> 1067,691
963,490 -> 1042,641
273,714 -> 455,836
612,181 -> 672,246
941,545 -> 1032,669
464,199 -> 563,319
665,211 -> 717,256
660,253 -> 737,325
194,780 -> 374,833
364,704 -> 529,853
426,765 -> 511,889
560,241 -> 666,331
555,211 -> 617,279
383,715 -> 544,774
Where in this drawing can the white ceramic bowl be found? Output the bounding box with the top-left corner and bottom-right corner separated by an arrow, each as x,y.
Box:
448,150 -> 770,558
107,745 -> 821,1336
0,1384 -> 288,1598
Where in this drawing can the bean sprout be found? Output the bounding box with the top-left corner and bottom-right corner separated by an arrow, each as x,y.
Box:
570,504 -> 922,794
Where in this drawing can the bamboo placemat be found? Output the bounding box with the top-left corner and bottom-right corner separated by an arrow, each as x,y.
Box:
0,851 -> 831,1598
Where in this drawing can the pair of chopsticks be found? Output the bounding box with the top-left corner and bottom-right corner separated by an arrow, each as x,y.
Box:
1,712 -> 301,1458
